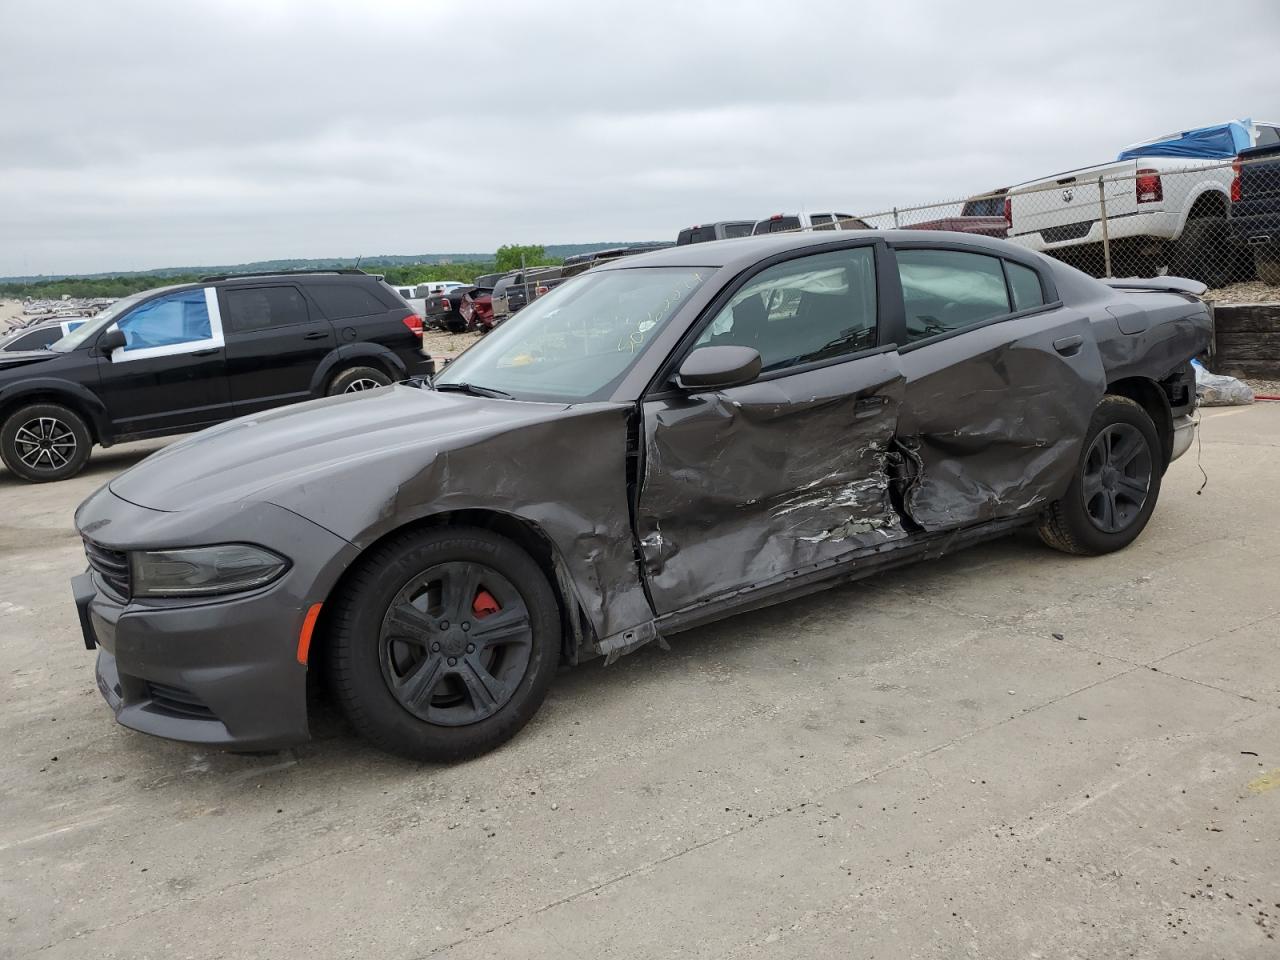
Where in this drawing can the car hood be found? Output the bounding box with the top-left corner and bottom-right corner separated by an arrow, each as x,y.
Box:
0,349 -> 57,369
108,385 -> 571,514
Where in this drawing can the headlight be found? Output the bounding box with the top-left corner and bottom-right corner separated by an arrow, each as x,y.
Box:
130,544 -> 289,597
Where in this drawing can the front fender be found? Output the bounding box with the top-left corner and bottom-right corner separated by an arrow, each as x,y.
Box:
265,403 -> 655,643
0,377 -> 113,443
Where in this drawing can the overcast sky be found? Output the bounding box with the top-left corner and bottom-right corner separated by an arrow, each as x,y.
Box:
1,0 -> 1276,276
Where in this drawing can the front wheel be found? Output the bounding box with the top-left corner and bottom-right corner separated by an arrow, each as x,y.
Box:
327,527 -> 561,761
0,402 -> 92,482
1037,396 -> 1162,556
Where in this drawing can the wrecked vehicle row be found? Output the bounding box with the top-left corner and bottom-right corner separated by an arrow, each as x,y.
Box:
72,231 -> 1211,761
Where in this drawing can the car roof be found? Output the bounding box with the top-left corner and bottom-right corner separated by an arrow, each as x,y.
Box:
596,229 -> 1033,272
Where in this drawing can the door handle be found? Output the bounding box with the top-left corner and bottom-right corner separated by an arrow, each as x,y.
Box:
191,348 -> 220,357
1053,335 -> 1084,356
302,331 -> 328,341
854,395 -> 888,418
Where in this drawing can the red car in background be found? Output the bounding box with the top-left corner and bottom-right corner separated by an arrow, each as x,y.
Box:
460,289 -> 495,332
425,272 -> 503,333
905,189 -> 1009,237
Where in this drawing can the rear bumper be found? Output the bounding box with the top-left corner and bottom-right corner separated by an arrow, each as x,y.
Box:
1009,211 -> 1175,252
1170,414 -> 1195,462
1228,210 -> 1280,246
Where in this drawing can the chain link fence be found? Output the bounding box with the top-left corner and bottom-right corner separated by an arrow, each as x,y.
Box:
810,154 -> 1280,303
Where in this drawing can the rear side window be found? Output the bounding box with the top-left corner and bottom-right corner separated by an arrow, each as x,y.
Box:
224,285 -> 310,333
896,249 -> 1011,344
307,283 -> 387,319
1006,262 -> 1046,311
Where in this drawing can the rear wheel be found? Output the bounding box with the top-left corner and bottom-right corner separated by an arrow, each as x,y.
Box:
327,365 -> 392,395
1255,251 -> 1280,286
327,527 -> 561,761
1037,396 -> 1161,556
1168,217 -> 1232,288
0,402 -> 92,483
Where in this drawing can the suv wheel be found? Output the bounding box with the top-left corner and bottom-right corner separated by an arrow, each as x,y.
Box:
328,365 -> 392,395
0,402 -> 93,483
1037,395 -> 1161,556
327,526 -> 561,762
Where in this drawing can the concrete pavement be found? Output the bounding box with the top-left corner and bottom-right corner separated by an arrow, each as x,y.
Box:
1,406 -> 1277,959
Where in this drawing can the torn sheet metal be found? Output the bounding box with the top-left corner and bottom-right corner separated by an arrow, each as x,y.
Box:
895,309 -> 1108,530
636,350 -> 907,615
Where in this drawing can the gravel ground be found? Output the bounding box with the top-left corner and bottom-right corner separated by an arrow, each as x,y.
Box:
1242,378 -> 1280,397
1203,280 -> 1280,304
421,328 -> 482,363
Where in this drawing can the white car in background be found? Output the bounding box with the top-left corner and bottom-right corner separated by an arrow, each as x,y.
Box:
1005,119 -> 1280,286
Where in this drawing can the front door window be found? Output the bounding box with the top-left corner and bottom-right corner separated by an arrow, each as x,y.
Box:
113,288 -> 223,361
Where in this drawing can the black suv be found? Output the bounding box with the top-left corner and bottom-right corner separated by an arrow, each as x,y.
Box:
0,269 -> 433,483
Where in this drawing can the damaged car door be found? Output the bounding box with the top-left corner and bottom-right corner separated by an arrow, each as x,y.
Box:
637,242 -> 908,615
886,243 -> 1107,529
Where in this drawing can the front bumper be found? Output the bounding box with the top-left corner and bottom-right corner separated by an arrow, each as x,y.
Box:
72,488 -> 357,751
1170,413 -> 1195,462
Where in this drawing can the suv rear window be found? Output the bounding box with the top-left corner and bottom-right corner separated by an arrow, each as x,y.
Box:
224,285 -> 310,332
307,283 -> 387,319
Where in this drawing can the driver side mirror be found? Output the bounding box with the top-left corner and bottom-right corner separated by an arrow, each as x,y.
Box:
97,328 -> 127,356
675,346 -> 762,392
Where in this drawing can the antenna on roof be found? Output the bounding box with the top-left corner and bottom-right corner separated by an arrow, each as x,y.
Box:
354,255 -> 363,269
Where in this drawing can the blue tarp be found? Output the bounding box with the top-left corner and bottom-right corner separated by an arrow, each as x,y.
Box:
1117,119 -> 1253,160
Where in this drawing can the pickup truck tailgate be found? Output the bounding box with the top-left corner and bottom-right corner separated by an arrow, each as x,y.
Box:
1009,160 -> 1137,244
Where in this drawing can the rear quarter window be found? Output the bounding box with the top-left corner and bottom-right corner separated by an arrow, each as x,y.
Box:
306,283 -> 389,319
1005,261 -> 1046,311
896,249 -> 1012,343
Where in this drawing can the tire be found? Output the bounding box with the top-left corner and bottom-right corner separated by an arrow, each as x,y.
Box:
1037,395 -> 1162,556
0,402 -> 92,483
1255,251 -> 1280,286
327,526 -> 561,762
327,365 -> 392,396
1168,217 -> 1232,288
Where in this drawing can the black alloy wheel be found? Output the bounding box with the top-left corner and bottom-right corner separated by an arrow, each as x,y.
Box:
1036,395 -> 1162,556
378,561 -> 533,726
1080,422 -> 1153,534
327,526 -> 561,762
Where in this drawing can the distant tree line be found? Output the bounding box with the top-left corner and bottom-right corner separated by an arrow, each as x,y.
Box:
0,245 -> 564,300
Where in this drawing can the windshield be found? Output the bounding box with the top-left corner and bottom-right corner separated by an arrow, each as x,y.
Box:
48,287 -> 181,352
435,267 -> 707,402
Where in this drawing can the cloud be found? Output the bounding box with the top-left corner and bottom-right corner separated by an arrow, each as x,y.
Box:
1,0 -> 1276,274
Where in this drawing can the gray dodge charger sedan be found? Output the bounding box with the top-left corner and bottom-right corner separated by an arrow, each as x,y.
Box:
72,231 -> 1210,761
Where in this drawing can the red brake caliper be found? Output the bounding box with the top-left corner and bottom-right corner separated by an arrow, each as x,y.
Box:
472,589 -> 500,619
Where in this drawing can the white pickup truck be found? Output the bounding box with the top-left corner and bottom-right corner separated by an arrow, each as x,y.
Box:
1006,120 -> 1280,286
